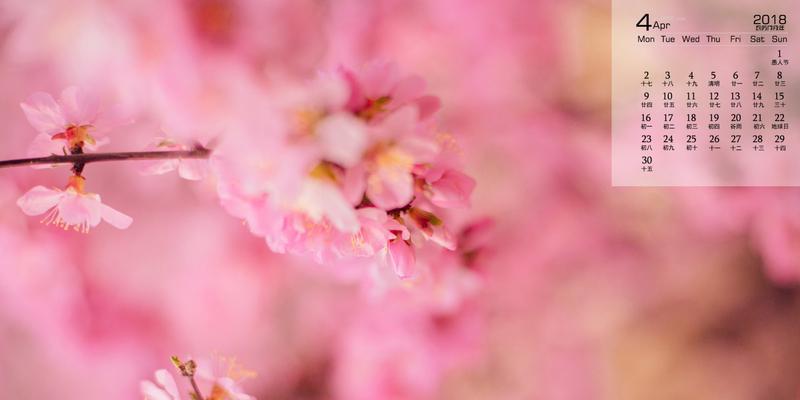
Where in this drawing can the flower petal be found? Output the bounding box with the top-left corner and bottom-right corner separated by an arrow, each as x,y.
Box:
386,239 -> 416,279
83,136 -> 111,151
140,159 -> 180,176
384,218 -> 411,240
27,134 -> 69,169
296,179 -> 359,233
91,103 -> 133,136
360,61 -> 399,99
341,163 -> 367,205
177,159 -> 209,181
16,186 -> 64,216
367,150 -> 414,210
429,224 -> 457,251
140,381 -> 175,400
373,106 -> 417,140
428,170 -> 476,209
398,135 -> 439,164
312,71 -> 350,109
59,86 -> 98,125
315,112 -> 368,167
390,75 -> 426,106
338,208 -> 393,257
140,138 -> 180,176
56,193 -> 101,227
154,369 -> 180,399
20,92 -> 66,135
415,95 -> 441,120
100,203 -> 133,229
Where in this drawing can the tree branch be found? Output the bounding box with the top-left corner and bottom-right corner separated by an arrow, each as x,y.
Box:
0,146 -> 211,169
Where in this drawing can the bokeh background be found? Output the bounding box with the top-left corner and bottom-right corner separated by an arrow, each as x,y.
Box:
1,0 -> 800,399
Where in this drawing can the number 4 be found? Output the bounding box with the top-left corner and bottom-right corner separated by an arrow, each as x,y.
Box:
636,14 -> 652,31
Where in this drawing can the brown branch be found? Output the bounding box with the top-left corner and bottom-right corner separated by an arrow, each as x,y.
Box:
189,375 -> 205,400
0,146 -> 211,169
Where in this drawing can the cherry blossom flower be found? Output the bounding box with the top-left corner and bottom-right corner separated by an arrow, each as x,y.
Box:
341,61 -> 441,122
140,137 -> 210,181
194,357 -> 256,400
20,86 -> 126,158
141,357 -> 255,400
212,62 -> 474,280
314,112 -> 368,167
369,218 -> 491,308
16,175 -> 132,232
420,168 -> 476,209
362,107 -> 440,210
283,71 -> 371,169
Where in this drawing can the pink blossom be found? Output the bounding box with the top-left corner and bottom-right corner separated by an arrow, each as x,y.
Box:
211,63 -> 473,280
284,73 -> 369,168
341,61 -> 440,121
20,86 -> 126,156
361,106 -> 440,210
368,218 -> 489,307
424,169 -> 476,209
338,207 -> 398,257
140,137 -> 210,181
364,148 -> 415,210
16,176 -> 132,232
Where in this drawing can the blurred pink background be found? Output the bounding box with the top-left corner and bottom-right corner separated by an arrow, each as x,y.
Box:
1,0 -> 799,399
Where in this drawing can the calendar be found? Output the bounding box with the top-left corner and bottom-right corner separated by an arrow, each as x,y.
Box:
612,0 -> 797,186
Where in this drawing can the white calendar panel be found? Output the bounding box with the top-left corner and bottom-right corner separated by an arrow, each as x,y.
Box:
613,0 -> 798,186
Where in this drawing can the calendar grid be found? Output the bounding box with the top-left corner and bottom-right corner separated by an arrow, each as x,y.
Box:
613,1 -> 796,186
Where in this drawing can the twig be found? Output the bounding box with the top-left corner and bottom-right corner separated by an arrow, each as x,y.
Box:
171,356 -> 205,400
0,147 -> 211,169
189,375 -> 205,400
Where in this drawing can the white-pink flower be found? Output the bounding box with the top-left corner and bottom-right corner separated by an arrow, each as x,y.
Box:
360,106 -> 440,210
140,137 -> 210,181
211,62 -> 474,279
16,176 -> 132,232
342,61 -> 441,121
141,358 -> 256,400
20,86 -> 127,157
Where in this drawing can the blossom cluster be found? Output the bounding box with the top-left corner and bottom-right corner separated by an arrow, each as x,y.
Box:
13,62 -> 475,284
214,62 -> 475,280
9,63 -> 480,399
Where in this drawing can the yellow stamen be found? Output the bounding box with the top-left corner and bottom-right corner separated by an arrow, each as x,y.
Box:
358,96 -> 392,121
350,231 -> 366,251
294,109 -> 325,135
40,206 -> 91,234
308,162 -> 337,182
221,356 -> 257,381
375,147 -> 413,170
